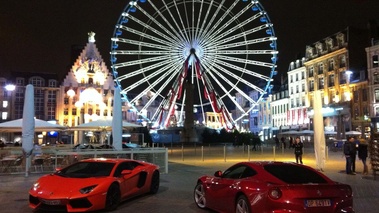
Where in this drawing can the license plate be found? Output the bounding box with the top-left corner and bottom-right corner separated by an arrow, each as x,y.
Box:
305,199 -> 331,207
41,199 -> 61,205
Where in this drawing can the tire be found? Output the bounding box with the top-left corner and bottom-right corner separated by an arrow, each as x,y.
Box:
105,183 -> 121,211
150,170 -> 160,194
194,182 -> 206,209
235,195 -> 251,213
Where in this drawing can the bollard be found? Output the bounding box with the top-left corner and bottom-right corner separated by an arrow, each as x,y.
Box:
273,146 -> 276,161
201,146 -> 204,161
326,145 -> 328,160
181,145 -> 184,161
248,145 -> 251,161
224,145 -> 226,162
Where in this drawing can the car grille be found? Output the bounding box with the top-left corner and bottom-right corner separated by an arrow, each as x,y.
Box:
69,198 -> 92,208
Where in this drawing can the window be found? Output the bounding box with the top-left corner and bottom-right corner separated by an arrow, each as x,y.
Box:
329,74 -> 335,87
295,73 -> 298,81
373,55 -> 379,68
296,85 -> 299,93
309,67 -> 314,77
353,90 -> 359,103
375,89 -> 379,102
309,80 -> 314,91
30,77 -> 44,87
374,72 -> 379,84
328,59 -> 334,71
301,71 -> 305,79
290,75 -> 293,83
48,80 -> 57,87
362,89 -> 368,101
340,55 -> 346,68
318,77 -> 324,89
302,83 -> 305,92
318,63 -> 324,74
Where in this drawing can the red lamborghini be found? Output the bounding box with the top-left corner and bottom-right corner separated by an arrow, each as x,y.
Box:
29,158 -> 160,212
194,161 -> 354,213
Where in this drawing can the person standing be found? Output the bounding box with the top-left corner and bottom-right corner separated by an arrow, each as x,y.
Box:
344,136 -> 357,175
293,136 -> 303,164
358,138 -> 369,175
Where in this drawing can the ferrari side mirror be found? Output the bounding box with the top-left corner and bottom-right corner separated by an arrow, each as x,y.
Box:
214,170 -> 222,177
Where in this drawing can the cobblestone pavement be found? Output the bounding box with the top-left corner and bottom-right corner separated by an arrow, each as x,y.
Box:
1,145 -> 378,213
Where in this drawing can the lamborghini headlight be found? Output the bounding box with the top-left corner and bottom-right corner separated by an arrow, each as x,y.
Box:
79,185 -> 98,194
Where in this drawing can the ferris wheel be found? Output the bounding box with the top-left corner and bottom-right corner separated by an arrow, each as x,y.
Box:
111,0 -> 278,130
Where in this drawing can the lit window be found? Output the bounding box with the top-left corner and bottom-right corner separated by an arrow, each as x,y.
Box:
2,101 -> 8,108
2,112 -> 7,120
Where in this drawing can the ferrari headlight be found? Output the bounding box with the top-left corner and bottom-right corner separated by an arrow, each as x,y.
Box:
79,185 -> 98,194
32,182 -> 40,191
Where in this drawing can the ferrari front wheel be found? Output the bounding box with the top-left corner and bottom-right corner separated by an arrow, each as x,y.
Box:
150,170 -> 160,194
194,182 -> 206,209
236,195 -> 251,213
105,183 -> 121,211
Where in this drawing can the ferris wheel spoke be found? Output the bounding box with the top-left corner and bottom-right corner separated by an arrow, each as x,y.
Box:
117,60 -> 172,81
200,63 -> 245,113
215,55 -> 275,77
197,0 -> 224,45
112,38 -> 171,51
111,55 -> 174,69
211,37 -> 276,53
203,1 -> 253,43
117,25 -> 175,47
124,14 -> 182,45
203,62 -> 259,107
194,0 -> 212,42
134,4 -> 184,44
130,67 -> 179,108
213,50 -> 278,55
216,54 -> 275,69
125,57 -> 180,92
162,0 -> 190,44
199,0 -> 239,46
206,24 -> 274,48
212,59 -> 266,95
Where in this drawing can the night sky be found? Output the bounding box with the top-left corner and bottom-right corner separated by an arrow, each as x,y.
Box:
1,0 -> 378,81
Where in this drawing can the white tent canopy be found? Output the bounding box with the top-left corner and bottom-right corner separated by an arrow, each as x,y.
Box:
70,118 -> 141,131
279,130 -> 300,135
0,118 -> 66,132
345,130 -> 362,136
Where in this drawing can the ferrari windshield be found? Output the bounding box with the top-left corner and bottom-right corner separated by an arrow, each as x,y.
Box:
264,164 -> 328,184
56,162 -> 115,178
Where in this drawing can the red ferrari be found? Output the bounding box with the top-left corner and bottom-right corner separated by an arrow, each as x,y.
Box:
29,158 -> 160,212
194,161 -> 354,213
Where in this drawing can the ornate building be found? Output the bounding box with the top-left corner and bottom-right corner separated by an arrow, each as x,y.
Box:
58,32 -> 115,143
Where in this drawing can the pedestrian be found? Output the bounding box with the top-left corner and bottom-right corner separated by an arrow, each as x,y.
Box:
0,139 -> 5,149
274,136 -> 280,148
344,136 -> 357,175
280,136 -> 286,149
358,138 -> 369,175
293,136 -> 303,164
289,137 -> 294,149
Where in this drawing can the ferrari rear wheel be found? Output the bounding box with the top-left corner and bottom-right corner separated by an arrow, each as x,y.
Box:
150,170 -> 160,194
194,182 -> 206,209
236,195 -> 251,213
105,183 -> 121,211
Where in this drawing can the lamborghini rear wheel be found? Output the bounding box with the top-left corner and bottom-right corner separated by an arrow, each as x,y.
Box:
105,183 -> 121,211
